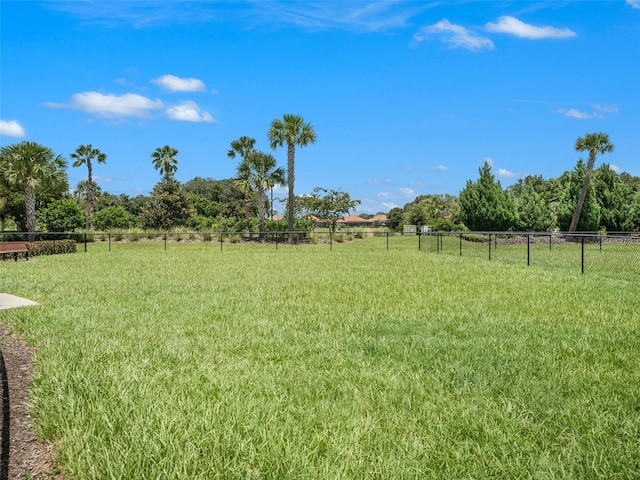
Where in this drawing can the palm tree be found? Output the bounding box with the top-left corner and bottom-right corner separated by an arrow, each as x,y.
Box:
228,136 -> 256,222
569,132 -> 614,232
0,141 -> 67,240
71,144 -> 106,230
227,136 -> 256,162
237,151 -> 285,233
151,145 -> 179,181
268,114 -> 316,243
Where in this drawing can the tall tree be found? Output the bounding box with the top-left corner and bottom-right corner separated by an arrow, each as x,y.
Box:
227,136 -> 256,162
0,141 -> 67,240
268,114 -> 317,243
151,145 -> 179,181
557,159 -> 600,232
516,182 -> 555,231
140,178 -> 193,230
71,144 -> 107,230
569,132 -> 614,232
236,151 -> 285,233
459,161 -> 518,231
298,187 -> 361,233
228,136 -> 257,222
593,163 -> 632,231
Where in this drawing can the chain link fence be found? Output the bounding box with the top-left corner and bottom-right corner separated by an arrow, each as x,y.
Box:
419,231 -> 640,282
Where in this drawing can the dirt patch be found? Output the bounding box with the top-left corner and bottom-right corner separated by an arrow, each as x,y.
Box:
0,324 -> 61,479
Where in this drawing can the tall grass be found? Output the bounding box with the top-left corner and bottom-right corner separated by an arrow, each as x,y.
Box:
1,238 -> 639,478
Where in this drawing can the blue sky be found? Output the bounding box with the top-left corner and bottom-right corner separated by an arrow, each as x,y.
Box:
1,1 -> 639,214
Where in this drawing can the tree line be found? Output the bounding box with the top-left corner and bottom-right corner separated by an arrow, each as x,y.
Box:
0,114 -> 353,241
388,133 -> 640,233
2,128 -> 639,238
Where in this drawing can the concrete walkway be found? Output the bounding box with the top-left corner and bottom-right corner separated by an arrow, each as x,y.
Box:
0,294 -> 38,311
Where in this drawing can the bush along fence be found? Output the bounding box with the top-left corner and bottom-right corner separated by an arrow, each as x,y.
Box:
0,235 -> 76,260
1,230 -> 638,281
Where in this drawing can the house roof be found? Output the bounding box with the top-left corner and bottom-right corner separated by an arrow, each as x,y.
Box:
339,215 -> 372,223
370,214 -> 388,222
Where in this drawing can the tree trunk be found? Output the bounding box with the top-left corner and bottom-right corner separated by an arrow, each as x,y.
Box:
287,142 -> 295,244
87,161 -> 93,231
257,189 -> 266,235
24,186 -> 36,242
568,154 -> 596,232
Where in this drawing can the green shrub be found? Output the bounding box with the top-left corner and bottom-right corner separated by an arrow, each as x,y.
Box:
93,206 -> 134,230
26,239 -> 76,256
462,233 -> 489,243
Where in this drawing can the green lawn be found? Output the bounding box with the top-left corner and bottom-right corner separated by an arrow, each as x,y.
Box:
1,238 -> 639,479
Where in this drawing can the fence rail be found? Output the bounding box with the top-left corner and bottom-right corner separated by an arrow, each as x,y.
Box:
2,230 -> 638,281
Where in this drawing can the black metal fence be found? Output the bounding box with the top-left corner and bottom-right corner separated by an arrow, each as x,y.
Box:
2,230 -> 638,281
419,231 -> 640,282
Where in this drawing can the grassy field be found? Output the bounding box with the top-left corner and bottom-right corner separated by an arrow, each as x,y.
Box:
1,237 -> 639,478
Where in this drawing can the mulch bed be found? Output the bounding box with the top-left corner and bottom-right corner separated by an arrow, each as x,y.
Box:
0,324 -> 60,479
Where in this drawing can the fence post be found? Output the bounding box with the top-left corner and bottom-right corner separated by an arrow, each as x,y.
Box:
108,233 -> 111,252
275,231 -> 278,250
488,234 -> 492,261
386,231 -> 389,251
581,235 -> 585,274
330,230 -> 333,251
219,233 -> 223,251
527,234 -> 530,266
84,232 -> 87,253
418,232 -> 421,251
164,232 -> 167,251
459,233 -> 462,256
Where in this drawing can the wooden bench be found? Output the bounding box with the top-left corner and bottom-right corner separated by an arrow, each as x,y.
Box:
0,242 -> 29,261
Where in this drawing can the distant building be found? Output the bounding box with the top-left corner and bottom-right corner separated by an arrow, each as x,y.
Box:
370,214 -> 387,226
338,215 -> 372,227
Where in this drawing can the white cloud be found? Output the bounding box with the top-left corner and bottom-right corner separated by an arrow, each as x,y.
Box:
610,164 -> 622,173
496,168 -> 521,179
430,165 -> 448,171
484,157 -> 495,167
377,191 -> 393,200
0,120 -> 26,137
165,101 -> 215,123
398,187 -> 415,197
152,74 -> 206,92
381,202 -> 399,210
485,16 -> 576,40
368,178 -> 393,185
554,104 -> 619,119
46,92 -> 164,118
594,104 -> 620,114
627,0 -> 640,8
250,2 -> 431,32
45,2 -> 221,28
553,108 -> 599,119
414,19 -> 495,51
